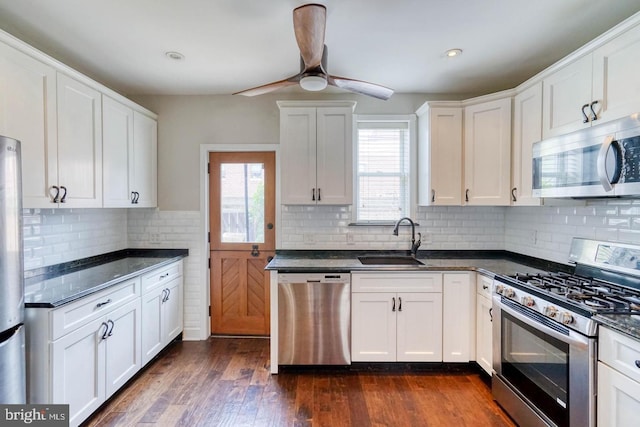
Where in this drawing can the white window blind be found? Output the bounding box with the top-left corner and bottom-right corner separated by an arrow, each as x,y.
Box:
356,120 -> 410,222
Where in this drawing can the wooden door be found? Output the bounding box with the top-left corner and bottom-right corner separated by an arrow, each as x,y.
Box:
209,152 -> 275,336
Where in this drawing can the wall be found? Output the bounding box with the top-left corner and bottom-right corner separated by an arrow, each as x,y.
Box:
281,205 -> 505,250
23,208 -> 127,270
505,199 -> 640,264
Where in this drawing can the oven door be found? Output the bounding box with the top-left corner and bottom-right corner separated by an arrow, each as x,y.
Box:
492,296 -> 595,427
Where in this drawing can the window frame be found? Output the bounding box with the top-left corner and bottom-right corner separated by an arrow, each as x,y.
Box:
352,114 -> 417,225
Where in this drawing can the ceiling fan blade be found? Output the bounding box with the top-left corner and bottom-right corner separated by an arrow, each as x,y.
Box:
328,75 -> 394,100
293,4 -> 326,70
233,75 -> 301,96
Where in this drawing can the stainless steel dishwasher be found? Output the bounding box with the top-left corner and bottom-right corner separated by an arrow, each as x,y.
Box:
278,273 -> 351,365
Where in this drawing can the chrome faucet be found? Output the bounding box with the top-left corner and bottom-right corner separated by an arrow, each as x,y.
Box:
393,217 -> 422,258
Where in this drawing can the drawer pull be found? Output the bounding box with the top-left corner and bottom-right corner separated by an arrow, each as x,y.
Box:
635,360 -> 640,369
96,299 -> 112,308
482,285 -> 489,290
160,273 -> 170,279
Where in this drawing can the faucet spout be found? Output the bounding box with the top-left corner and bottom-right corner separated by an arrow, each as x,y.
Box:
392,217 -> 421,257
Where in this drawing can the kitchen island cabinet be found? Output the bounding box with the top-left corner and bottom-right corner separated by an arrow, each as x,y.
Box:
278,101 -> 355,205
351,272 -> 443,362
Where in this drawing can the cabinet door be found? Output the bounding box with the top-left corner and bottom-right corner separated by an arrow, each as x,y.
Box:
351,292 -> 396,362
396,292 -> 443,362
104,299 -> 141,397
132,111 -> 157,207
542,55 -> 592,138
316,107 -> 352,204
56,73 -> 102,207
141,286 -> 164,365
102,96 -> 133,207
476,294 -> 493,375
418,107 -> 462,205
51,317 -> 106,426
512,83 -> 542,206
592,24 -> 640,125
464,98 -> 512,205
442,274 -> 473,362
280,107 -> 317,204
598,362 -> 640,427
0,42 -> 58,208
162,277 -> 183,343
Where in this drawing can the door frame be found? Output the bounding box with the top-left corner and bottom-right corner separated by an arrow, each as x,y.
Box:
199,144 -> 280,338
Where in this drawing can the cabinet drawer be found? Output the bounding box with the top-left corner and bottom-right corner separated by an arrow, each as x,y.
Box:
352,272 -> 442,293
600,327 -> 640,384
141,261 -> 182,294
51,278 -> 140,340
476,274 -> 493,298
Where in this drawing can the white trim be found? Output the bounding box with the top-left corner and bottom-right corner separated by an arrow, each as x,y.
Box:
199,143 -> 280,340
277,100 -> 357,110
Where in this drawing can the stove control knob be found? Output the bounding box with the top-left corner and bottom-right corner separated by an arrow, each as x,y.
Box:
521,296 -> 535,307
495,284 -> 504,295
504,288 -> 516,299
561,312 -> 574,325
544,306 -> 558,318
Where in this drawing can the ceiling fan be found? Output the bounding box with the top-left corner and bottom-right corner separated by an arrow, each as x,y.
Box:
233,3 -> 393,100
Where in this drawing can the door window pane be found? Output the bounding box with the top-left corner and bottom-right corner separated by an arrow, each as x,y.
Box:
220,163 -> 264,243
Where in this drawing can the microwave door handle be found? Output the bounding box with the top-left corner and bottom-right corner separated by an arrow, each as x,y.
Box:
496,298 -> 589,349
596,135 -> 616,192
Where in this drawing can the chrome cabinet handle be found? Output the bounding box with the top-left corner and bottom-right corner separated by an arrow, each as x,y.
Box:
465,189 -> 469,202
590,100 -> 599,122
51,186 -> 60,203
392,297 -> 396,312
596,135 -> 616,192
59,186 -> 67,203
96,299 -> 112,308
581,103 -> 590,123
398,297 -> 402,312
511,187 -> 517,202
431,189 -> 435,203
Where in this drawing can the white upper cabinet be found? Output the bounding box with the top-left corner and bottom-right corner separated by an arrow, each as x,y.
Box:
103,96 -> 133,207
543,23 -> 640,139
0,42 -> 57,208
417,104 -> 463,205
103,98 -> 158,208
56,73 -> 103,208
278,101 -> 355,205
464,97 -> 512,206
512,83 -> 542,206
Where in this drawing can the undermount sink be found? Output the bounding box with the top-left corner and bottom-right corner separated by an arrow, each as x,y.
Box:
357,256 -> 424,265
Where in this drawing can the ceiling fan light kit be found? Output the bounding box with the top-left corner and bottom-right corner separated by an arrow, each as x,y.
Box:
233,3 -> 393,100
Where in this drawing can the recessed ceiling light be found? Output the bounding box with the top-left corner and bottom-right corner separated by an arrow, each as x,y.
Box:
445,48 -> 463,58
165,51 -> 185,61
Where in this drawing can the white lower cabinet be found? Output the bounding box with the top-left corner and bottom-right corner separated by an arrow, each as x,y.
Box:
475,274 -> 493,375
141,262 -> 184,365
442,273 -> 474,362
26,260 -> 184,427
351,272 -> 443,362
598,327 -> 640,427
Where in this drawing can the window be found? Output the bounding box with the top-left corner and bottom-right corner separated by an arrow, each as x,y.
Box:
355,116 -> 415,223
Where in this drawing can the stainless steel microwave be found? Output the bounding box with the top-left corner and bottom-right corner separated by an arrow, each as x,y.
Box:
532,114 -> 640,198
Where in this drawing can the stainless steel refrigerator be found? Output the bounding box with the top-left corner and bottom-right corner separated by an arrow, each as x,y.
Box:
0,135 -> 25,404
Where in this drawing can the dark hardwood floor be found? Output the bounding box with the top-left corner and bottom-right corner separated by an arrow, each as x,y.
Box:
84,338 -> 516,427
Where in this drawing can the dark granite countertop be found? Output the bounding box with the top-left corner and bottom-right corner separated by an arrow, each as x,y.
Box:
266,249 -> 570,277
25,249 -> 188,308
594,314 -> 640,341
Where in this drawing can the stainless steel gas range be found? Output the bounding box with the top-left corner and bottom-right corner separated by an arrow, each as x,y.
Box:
492,238 -> 640,427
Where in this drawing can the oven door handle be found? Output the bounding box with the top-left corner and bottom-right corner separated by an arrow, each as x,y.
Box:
498,300 -> 589,349
596,135 -> 616,192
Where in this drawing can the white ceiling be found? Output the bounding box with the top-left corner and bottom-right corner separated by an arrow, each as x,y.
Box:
0,0 -> 639,97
